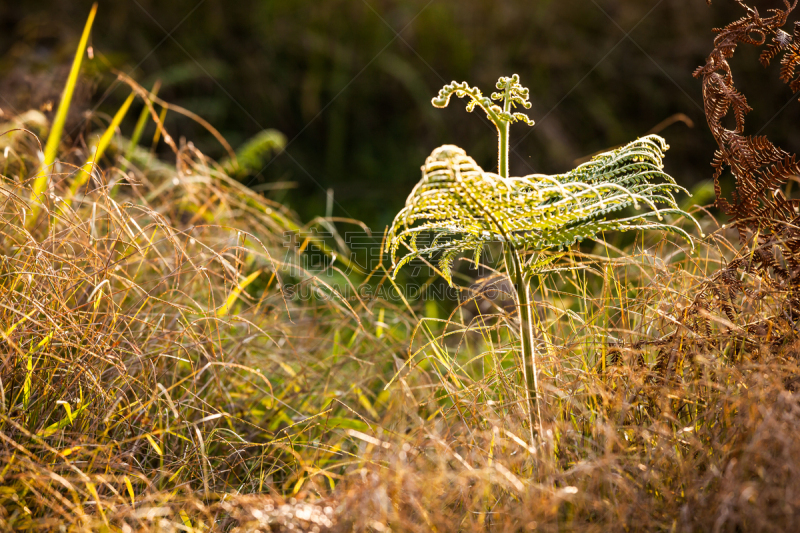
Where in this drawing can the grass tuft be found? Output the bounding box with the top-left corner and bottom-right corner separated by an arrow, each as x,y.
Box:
2,14 -> 800,532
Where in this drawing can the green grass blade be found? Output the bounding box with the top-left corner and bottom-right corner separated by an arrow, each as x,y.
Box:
28,3 -> 97,228
64,91 -> 135,207
217,269 -> 262,317
117,80 -> 161,179
39,400 -> 90,438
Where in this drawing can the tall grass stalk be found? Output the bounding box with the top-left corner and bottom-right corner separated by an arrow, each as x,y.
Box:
117,80 -> 161,181
28,3 -> 97,229
64,91 -> 135,206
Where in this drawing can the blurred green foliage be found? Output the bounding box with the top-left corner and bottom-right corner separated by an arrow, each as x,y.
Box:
1,0 -> 798,228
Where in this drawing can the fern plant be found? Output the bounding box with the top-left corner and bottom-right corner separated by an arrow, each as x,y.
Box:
387,74 -> 700,436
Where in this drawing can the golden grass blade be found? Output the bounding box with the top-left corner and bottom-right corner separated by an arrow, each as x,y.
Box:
144,434 -> 163,456
63,91 -> 135,207
125,81 -> 161,163
152,105 -> 169,147
216,269 -> 262,317
39,401 -> 90,438
123,476 -> 135,506
85,482 -> 108,525
3,309 -> 36,337
179,510 -> 193,529
375,307 -> 385,339
114,80 -> 161,194
22,334 -> 52,410
28,3 -> 98,228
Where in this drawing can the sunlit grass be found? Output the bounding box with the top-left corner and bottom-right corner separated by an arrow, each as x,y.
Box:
2,5 -> 800,531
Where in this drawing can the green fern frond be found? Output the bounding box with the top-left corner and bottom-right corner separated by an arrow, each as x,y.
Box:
223,129 -> 286,178
388,135 -> 700,284
389,74 -> 701,437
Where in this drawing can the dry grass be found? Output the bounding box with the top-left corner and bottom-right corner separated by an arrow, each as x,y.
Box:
335,225 -> 800,532
2,80 -> 800,532
0,95 -> 407,531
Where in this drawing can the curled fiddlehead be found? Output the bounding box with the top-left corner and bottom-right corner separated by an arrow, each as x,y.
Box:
432,74 -> 534,127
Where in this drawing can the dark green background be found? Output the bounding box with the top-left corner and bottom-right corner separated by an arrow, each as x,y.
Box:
2,0 -> 799,229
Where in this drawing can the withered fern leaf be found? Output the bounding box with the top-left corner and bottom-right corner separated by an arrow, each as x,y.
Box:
662,0 -> 800,365
692,0 -> 800,331
694,0 -> 800,243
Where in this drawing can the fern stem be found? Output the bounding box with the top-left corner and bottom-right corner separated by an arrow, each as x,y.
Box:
497,88 -> 540,443
497,86 -> 511,179
498,120 -> 509,179
504,246 -> 541,444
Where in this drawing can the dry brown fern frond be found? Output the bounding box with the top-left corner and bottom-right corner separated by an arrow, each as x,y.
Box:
694,0 -> 800,238
693,0 -> 800,338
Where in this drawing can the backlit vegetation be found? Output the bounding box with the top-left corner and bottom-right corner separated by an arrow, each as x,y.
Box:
1,1 -> 800,531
